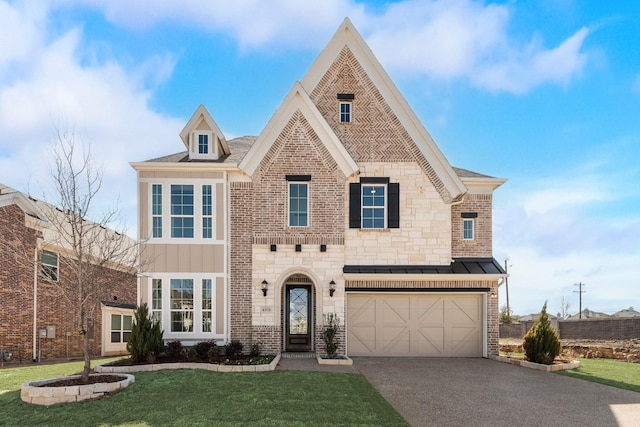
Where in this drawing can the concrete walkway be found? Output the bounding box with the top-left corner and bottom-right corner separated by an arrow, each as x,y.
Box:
277,357 -> 640,427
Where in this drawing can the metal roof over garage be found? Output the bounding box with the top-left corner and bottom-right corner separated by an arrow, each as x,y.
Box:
343,257 -> 505,275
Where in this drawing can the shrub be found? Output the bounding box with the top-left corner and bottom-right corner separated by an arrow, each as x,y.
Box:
182,347 -> 198,361
225,340 -> 243,357
207,344 -> 221,360
165,340 -> 183,357
195,341 -> 215,359
322,313 -> 341,358
250,342 -> 262,357
523,302 -> 561,365
127,303 -> 164,363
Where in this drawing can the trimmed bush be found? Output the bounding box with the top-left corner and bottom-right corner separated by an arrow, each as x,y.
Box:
195,341 -> 215,359
127,303 -> 164,363
322,313 -> 340,358
523,302 -> 561,365
225,340 -> 243,357
250,342 -> 262,357
165,340 -> 183,357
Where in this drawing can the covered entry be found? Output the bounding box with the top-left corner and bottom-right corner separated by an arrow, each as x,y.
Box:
347,293 -> 483,357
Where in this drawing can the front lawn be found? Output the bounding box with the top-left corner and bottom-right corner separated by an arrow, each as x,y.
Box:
0,361 -> 408,426
556,358 -> 640,393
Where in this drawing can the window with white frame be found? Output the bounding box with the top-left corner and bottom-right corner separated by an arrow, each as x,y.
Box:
202,279 -> 213,332
171,185 -> 194,238
198,133 -> 209,154
152,279 -> 162,326
202,185 -> 213,238
170,279 -> 194,332
42,250 -> 59,282
110,314 -> 132,343
340,102 -> 351,123
463,218 -> 475,240
361,185 -> 386,229
288,182 -> 308,227
152,184 -> 162,238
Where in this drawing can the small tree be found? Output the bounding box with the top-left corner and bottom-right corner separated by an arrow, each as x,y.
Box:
523,302 -> 561,365
499,305 -> 515,324
127,303 -> 164,363
322,313 -> 341,358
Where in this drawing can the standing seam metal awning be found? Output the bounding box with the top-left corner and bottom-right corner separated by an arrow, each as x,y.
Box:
342,257 -> 506,275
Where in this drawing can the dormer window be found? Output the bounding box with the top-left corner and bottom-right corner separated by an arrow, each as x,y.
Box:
190,131 -> 218,160
198,134 -> 209,154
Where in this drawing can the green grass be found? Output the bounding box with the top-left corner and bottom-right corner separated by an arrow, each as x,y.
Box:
0,361 -> 408,427
556,358 -> 640,392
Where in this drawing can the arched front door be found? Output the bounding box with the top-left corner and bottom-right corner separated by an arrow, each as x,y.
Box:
285,284 -> 312,351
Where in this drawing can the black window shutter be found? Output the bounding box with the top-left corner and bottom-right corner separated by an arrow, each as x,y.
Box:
349,183 -> 361,228
388,183 -> 400,228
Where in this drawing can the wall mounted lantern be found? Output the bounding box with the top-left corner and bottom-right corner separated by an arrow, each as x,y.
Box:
262,280 -> 268,297
329,280 -> 336,297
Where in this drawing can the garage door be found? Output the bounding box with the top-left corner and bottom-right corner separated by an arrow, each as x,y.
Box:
347,293 -> 483,357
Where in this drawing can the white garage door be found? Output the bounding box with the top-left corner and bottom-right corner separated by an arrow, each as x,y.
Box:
347,293 -> 483,357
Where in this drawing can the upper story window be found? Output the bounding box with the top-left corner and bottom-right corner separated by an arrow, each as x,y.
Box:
463,218 -> 475,240
289,182 -> 309,227
152,184 -> 162,238
202,185 -> 213,238
198,133 -> 209,154
42,250 -> 58,282
340,102 -> 351,123
349,178 -> 399,229
171,185 -> 194,238
362,185 -> 386,229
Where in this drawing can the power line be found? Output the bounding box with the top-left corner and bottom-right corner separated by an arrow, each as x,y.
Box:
574,282 -> 586,319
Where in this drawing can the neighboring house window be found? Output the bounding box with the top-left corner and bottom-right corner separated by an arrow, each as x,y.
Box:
152,279 -> 162,326
202,185 -> 213,238
288,182 -> 308,227
171,185 -> 194,238
110,314 -> 132,343
42,250 -> 58,282
170,279 -> 194,332
198,133 -> 209,154
349,179 -> 399,229
463,219 -> 475,240
340,102 -> 351,123
152,184 -> 162,238
202,279 -> 213,333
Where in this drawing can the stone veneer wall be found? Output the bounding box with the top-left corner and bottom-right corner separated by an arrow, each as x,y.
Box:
345,163 -> 451,266
451,193 -> 493,258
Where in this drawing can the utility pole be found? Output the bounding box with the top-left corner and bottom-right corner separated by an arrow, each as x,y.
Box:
504,259 -> 510,317
574,282 -> 586,319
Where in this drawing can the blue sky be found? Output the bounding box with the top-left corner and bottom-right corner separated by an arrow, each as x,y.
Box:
1,0 -> 639,317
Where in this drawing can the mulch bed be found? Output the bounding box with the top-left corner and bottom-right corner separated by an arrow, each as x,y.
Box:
106,354 -> 275,366
38,375 -> 127,387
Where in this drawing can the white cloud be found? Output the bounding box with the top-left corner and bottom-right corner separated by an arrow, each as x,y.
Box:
0,0 -> 183,236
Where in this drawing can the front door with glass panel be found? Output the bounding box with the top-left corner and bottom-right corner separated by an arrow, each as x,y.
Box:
286,285 -> 312,351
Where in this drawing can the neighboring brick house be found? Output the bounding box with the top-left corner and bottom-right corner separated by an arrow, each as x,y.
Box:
132,18 -> 506,357
0,184 -> 137,362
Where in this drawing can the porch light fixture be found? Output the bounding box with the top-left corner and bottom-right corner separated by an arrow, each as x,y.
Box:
489,290 -> 497,299
262,280 -> 268,297
329,280 -> 336,297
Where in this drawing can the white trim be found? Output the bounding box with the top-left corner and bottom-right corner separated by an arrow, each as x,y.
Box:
339,101 -> 352,123
361,183 -> 387,229
483,293 -> 488,358
190,131 -> 218,160
179,104 -> 230,156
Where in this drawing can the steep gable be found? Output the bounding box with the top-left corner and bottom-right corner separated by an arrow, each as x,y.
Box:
179,104 -> 230,161
301,18 -> 466,203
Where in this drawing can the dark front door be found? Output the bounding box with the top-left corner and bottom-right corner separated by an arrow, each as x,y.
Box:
285,285 -> 312,351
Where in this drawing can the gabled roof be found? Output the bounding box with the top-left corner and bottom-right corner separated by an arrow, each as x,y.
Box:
299,17 -> 467,200
179,104 -> 230,156
0,183 -> 47,227
239,82 -> 359,177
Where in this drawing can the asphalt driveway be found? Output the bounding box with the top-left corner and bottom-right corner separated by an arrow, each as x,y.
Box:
277,357 -> 640,426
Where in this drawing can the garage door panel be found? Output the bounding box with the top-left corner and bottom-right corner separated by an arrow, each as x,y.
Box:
348,294 -> 483,357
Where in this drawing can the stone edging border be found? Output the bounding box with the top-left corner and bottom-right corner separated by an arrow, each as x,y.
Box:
490,355 -> 580,372
95,354 -> 281,373
21,373 -> 135,406
317,356 -> 353,365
